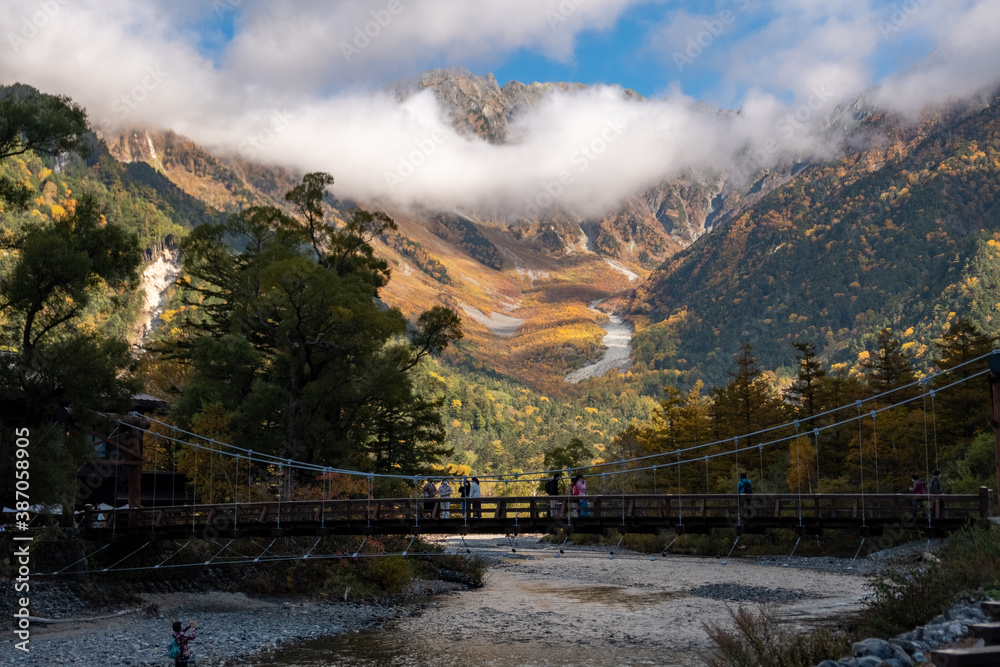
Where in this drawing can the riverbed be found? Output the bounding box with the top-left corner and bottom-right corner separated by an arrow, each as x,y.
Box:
564,300 -> 634,383
255,536 -> 871,667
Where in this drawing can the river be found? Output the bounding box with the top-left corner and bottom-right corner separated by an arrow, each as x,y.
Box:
564,300 -> 634,384
254,537 -> 870,667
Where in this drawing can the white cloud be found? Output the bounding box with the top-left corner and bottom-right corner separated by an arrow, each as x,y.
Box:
0,0 -> 998,221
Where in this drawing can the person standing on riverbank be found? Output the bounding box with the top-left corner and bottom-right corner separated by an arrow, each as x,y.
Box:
469,477 -> 482,518
171,619 -> 197,666
439,478 -> 453,518
423,479 -> 438,518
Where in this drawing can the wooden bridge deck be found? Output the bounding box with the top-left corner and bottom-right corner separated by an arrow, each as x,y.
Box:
81,490 -> 995,541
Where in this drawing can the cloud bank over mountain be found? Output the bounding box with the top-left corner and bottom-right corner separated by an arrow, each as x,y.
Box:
2,0 -> 999,217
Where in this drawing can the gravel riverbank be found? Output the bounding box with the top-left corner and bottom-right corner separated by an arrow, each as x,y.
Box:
3,535 -> 943,666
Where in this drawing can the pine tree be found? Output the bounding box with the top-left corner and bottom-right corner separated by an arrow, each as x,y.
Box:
932,317 -> 995,441
862,328 -> 917,400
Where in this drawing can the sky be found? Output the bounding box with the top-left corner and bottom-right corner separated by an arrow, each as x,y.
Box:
2,0 -> 999,216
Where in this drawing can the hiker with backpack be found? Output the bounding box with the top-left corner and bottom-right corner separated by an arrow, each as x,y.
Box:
544,473 -> 563,518
169,619 -> 196,666
737,473 -> 753,494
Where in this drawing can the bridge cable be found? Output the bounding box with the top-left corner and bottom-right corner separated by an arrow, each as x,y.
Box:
52,543 -> 111,575
128,353 -> 992,485
856,401 -> 867,529
782,536 -> 801,568
722,534 -> 740,565
794,421 -> 802,528
870,412 -> 880,495
921,380 -> 933,530
676,450 -> 683,527
813,428 -> 821,494
155,541 -> 190,569
191,449 -> 198,532
103,541 -> 149,572
930,390 -> 939,472
846,537 -> 866,572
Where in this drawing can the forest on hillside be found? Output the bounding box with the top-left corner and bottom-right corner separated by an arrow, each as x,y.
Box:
631,95 -> 1000,386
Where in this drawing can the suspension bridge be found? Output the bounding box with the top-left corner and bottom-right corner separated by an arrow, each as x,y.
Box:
14,349 -> 999,578
79,489 -> 994,541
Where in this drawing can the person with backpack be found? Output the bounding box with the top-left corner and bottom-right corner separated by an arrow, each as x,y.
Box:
929,470 -> 943,495
169,619 -> 196,666
544,473 -> 562,517
737,473 -> 753,495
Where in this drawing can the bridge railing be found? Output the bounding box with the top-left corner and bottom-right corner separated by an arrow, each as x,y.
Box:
81,491 -> 989,536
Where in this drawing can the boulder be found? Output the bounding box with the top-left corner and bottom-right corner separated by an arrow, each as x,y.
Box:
853,638 -> 896,660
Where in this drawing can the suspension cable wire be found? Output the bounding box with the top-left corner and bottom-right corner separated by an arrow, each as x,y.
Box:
53,543 -> 111,575
155,541 -> 191,568
104,362 -> 993,496
102,541 -> 150,572
209,440 -> 215,504
870,411 -> 880,495
676,450 -> 683,526
813,428 -> 821,494
921,381 -> 931,489
794,421 -> 802,526
127,352 -> 994,484
930,389 -> 940,472
857,401 -> 866,527
191,450 -> 198,532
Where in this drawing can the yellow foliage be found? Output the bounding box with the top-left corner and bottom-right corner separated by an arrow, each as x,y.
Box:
584,407 -> 598,414
49,204 -> 66,219
450,399 -> 462,408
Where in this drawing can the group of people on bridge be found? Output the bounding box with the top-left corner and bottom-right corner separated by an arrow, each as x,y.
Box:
422,477 -> 482,519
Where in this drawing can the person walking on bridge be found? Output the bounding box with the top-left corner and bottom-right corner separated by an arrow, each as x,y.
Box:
545,473 -> 563,518
422,479 -> 438,519
738,473 -> 753,495
439,478 -> 453,519
469,477 -> 482,518
571,474 -> 589,517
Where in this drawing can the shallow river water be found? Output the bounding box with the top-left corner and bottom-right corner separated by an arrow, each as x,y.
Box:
253,538 -> 870,667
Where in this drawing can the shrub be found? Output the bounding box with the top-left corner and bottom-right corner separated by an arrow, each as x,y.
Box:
703,605 -> 849,667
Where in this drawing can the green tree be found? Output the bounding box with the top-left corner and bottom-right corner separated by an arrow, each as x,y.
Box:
785,342 -> 826,425
0,84 -> 88,208
932,317 -> 994,442
862,328 -> 917,400
167,173 -> 462,481
0,85 -> 140,506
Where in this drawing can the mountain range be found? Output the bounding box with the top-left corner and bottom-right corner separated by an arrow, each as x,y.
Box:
74,68 -> 1000,392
